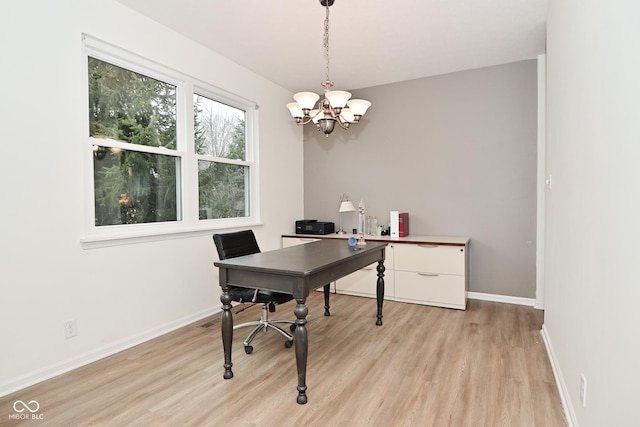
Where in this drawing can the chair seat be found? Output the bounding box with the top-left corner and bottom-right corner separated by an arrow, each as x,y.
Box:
228,285 -> 294,306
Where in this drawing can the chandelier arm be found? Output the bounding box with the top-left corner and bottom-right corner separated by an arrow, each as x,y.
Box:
297,116 -> 317,126
335,117 -> 350,130
309,108 -> 322,119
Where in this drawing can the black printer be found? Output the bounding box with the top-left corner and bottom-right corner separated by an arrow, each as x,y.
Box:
295,219 -> 335,235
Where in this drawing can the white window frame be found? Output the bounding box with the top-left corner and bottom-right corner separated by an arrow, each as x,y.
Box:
80,35 -> 260,249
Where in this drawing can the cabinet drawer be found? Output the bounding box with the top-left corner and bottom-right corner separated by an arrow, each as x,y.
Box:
394,271 -> 466,309
335,263 -> 394,298
394,243 -> 465,275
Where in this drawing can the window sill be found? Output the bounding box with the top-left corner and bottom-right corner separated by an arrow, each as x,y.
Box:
80,220 -> 262,249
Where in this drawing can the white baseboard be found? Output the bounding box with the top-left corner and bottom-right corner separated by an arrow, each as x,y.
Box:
540,324 -> 576,427
0,306 -> 220,398
467,291 -> 536,307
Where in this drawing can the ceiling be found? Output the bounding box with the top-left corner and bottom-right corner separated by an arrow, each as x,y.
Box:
115,0 -> 548,94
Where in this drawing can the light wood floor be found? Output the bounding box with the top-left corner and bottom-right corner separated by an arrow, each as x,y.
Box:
1,293 -> 566,427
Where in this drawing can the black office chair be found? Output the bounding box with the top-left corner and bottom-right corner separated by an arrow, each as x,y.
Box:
213,230 -> 296,354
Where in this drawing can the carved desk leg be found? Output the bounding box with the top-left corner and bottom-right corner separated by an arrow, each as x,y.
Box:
323,283 -> 331,316
220,273 -> 234,380
376,259 -> 385,326
294,298 -> 309,404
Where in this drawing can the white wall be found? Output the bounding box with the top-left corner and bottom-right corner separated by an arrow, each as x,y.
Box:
544,0 -> 640,425
0,0 -> 303,395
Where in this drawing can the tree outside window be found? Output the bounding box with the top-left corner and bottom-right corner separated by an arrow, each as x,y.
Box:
89,57 -> 179,226
194,95 -> 249,220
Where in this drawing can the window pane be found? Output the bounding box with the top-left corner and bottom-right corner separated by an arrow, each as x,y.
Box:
194,95 -> 245,159
198,160 -> 248,219
93,147 -> 180,226
88,57 -> 177,149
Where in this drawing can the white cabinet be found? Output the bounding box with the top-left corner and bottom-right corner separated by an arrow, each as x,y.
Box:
393,244 -> 467,310
282,234 -> 469,310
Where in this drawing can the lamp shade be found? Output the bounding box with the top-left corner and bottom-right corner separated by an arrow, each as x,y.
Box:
325,90 -> 352,109
310,109 -> 322,124
339,108 -> 355,123
293,92 -> 320,110
287,102 -> 304,118
346,99 -> 371,116
339,200 -> 355,213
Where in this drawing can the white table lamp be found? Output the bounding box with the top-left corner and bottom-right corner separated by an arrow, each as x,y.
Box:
337,195 -> 355,234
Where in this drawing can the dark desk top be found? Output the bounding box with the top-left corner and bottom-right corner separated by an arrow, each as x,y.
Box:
215,239 -> 388,298
215,239 -> 387,277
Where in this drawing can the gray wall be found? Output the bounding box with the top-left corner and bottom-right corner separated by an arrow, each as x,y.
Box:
303,60 -> 538,298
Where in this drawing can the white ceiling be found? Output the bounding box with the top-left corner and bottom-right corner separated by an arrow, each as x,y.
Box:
115,0 -> 548,94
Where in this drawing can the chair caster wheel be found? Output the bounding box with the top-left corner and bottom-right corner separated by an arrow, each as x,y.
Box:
285,340 -> 293,348
290,324 -> 296,332
244,345 -> 253,354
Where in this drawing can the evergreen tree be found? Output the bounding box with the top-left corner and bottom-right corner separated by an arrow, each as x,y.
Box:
88,57 -> 177,225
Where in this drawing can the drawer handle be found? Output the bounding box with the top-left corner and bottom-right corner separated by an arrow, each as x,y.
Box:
299,238 -> 317,241
418,272 -> 439,277
418,244 -> 439,248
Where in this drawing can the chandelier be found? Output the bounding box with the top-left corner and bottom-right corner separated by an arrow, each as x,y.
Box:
286,0 -> 371,137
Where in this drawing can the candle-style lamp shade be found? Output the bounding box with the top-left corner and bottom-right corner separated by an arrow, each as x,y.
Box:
337,195 -> 355,235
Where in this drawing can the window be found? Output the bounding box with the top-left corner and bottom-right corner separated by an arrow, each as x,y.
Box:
194,95 -> 249,220
82,36 -> 258,247
89,57 -> 180,226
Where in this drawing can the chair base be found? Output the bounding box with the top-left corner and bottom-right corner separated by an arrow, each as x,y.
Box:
234,303 -> 295,353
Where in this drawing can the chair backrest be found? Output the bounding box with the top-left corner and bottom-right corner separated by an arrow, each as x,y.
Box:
213,230 -> 261,260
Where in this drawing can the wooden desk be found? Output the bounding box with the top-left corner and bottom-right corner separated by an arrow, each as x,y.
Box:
214,239 -> 388,404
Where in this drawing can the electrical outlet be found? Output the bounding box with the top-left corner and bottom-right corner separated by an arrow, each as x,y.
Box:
64,319 -> 77,339
580,374 -> 587,408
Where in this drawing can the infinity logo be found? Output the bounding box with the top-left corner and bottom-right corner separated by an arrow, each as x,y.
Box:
13,400 -> 40,413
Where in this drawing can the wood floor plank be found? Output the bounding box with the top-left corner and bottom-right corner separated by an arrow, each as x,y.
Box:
0,293 -> 566,427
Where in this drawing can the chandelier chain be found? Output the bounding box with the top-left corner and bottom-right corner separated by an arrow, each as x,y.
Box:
323,2 -> 330,85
